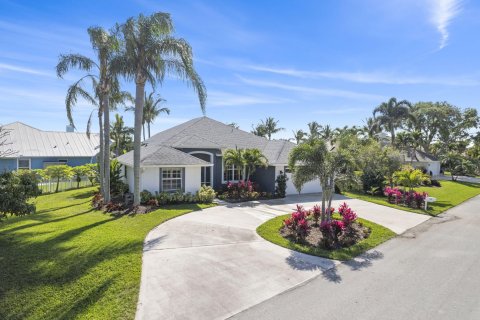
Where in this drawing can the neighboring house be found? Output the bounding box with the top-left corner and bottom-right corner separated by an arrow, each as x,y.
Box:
117,117 -> 322,195
0,122 -> 100,172
401,149 -> 441,177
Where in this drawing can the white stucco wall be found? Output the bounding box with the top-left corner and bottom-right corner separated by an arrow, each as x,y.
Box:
141,167 -> 160,192
184,166 -> 201,194
409,161 -> 441,177
124,165 -> 134,193
275,166 -> 322,195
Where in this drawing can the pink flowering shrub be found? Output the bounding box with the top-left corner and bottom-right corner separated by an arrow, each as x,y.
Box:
383,187 -> 428,209
284,205 -> 310,241
312,204 -> 321,225
223,180 -> 259,200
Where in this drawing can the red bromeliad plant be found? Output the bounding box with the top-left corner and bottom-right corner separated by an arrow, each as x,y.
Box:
312,204 -> 321,225
383,187 -> 428,209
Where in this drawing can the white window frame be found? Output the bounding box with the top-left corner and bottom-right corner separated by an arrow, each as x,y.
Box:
222,163 -> 243,183
188,151 -> 214,187
161,168 -> 183,192
17,158 -> 31,170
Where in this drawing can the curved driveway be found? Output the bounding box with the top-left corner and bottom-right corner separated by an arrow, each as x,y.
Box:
136,194 -> 430,320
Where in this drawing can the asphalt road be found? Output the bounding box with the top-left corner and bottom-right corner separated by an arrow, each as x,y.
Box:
232,195 -> 480,320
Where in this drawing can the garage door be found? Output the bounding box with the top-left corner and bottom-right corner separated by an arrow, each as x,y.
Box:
285,172 -> 322,195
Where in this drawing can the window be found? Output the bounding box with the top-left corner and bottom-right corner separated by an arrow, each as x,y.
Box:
201,166 -> 212,186
162,168 -> 182,192
43,160 -> 68,168
223,164 -> 243,182
18,158 -> 31,170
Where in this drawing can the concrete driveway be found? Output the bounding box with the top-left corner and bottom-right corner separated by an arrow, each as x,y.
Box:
135,194 -> 430,320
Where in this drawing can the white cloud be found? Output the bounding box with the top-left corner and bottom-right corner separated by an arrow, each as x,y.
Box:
248,65 -> 479,86
238,76 -> 384,101
0,63 -> 54,77
208,90 -> 293,107
428,0 -> 462,49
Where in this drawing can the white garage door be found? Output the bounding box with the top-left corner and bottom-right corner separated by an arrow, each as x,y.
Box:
275,166 -> 322,195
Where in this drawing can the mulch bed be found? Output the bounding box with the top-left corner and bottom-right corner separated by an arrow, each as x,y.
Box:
280,219 -> 371,249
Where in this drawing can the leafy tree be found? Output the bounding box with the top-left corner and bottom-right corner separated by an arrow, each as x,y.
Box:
57,26 -> 123,203
0,171 -> 41,218
110,114 -> 133,156
254,117 -> 284,140
84,163 -> 98,186
362,117 -> 381,139
437,106 -> 478,155
110,159 -> 128,195
44,165 -> 74,193
0,126 -> 15,157
243,148 -> 268,181
373,97 -> 413,145
115,12 -> 206,205
251,123 -> 267,137
307,121 -> 322,140
441,152 -> 475,181
289,138 -> 356,222
71,166 -> 88,189
292,129 -> 306,144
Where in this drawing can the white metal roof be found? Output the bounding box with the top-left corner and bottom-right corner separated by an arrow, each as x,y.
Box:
0,122 -> 100,158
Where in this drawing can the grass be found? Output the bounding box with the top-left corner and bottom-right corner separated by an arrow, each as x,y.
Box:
257,214 -> 396,261
344,180 -> 480,216
0,187 -> 214,320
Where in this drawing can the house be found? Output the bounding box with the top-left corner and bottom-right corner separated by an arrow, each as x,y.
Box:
0,122 -> 100,172
116,117 -> 322,195
401,149 -> 441,177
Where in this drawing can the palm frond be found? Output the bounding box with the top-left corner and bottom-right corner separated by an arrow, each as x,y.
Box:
56,54 -> 98,78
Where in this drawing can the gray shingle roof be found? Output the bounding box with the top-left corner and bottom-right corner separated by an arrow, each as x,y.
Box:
145,117 -> 295,165
401,149 -> 439,162
116,143 -> 210,167
0,122 -> 100,158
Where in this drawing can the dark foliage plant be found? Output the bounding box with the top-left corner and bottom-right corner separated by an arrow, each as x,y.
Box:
0,171 -> 41,218
275,171 -> 288,198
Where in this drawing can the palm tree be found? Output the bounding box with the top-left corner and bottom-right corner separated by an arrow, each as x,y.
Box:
223,148 -> 245,181
307,121 -> 322,140
243,149 -> 268,181
110,114 -> 134,156
260,117 -> 284,140
57,26 -> 120,202
292,129 -> 306,144
362,117 -> 381,139
227,122 -> 240,129
373,97 -> 413,145
126,92 -> 171,140
251,123 -> 267,137
320,124 -> 334,141
114,12 -> 207,205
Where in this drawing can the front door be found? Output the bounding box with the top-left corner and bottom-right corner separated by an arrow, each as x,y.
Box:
201,166 -> 212,186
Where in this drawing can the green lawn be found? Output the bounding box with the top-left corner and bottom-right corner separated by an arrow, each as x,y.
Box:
257,214 -> 395,261
344,180 -> 480,216
0,187 -> 213,320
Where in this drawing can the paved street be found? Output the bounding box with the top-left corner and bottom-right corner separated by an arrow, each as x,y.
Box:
232,195 -> 480,320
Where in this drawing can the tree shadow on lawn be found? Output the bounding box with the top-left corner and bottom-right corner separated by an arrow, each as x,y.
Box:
0,216 -> 140,320
321,250 -> 384,284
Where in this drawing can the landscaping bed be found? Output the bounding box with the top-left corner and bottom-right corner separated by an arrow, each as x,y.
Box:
257,203 -> 396,261
344,180 -> 480,216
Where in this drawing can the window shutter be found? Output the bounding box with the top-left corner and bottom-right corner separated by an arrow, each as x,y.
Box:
159,168 -> 162,192
181,168 -> 185,192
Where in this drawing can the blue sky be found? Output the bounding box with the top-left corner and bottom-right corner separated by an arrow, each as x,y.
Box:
0,0 -> 479,139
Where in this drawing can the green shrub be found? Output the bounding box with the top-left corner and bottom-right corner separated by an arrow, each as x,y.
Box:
140,190 -> 153,204
361,169 -> 385,193
0,171 -> 41,218
196,185 -> 216,203
275,171 -> 288,198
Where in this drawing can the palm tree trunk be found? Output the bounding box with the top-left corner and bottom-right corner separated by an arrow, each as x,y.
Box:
98,112 -> 104,198
148,122 -> 151,139
390,127 -> 395,145
133,83 -> 146,205
103,95 -> 111,203
142,123 -> 146,141
321,181 -> 326,222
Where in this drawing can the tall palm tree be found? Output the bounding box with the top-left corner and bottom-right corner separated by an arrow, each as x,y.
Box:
114,12 -> 207,205
110,114 -> 134,156
57,26 -> 120,202
251,123 -> 267,137
307,121 -> 322,140
292,129 -> 306,144
362,116 -> 381,139
243,148 -> 268,181
260,117 -> 284,140
319,124 -> 334,141
373,97 -> 413,145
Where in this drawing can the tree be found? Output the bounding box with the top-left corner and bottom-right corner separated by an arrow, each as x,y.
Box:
44,165 -> 74,193
71,166 -> 88,189
227,122 -> 240,129
0,171 -> 41,219
362,117 -> 381,139
307,121 -> 322,140
251,123 -> 267,137
223,148 -> 245,180
0,126 -> 15,157
110,114 -> 133,156
84,163 -> 98,186
440,152 -> 475,181
373,97 -> 413,145
259,117 -> 284,140
57,26 -> 121,203
288,138 -> 356,222
243,148 -> 268,181
292,129 -> 306,144
114,12 -> 206,205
